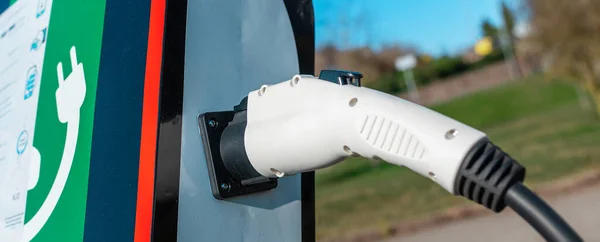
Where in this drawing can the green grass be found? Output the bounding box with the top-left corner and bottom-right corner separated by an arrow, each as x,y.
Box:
315,77 -> 600,240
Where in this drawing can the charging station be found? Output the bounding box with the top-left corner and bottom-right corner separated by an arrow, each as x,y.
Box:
1,1 -> 583,242
0,0 -> 315,241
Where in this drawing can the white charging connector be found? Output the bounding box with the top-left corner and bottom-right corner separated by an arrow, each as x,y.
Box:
243,74 -> 485,192
208,72 -> 581,241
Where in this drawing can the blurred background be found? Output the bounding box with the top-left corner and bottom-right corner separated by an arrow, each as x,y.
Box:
313,0 -> 600,241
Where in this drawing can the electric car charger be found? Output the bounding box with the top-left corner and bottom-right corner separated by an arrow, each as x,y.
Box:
199,70 -> 583,242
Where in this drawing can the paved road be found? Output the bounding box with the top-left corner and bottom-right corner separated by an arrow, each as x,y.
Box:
383,185 -> 600,242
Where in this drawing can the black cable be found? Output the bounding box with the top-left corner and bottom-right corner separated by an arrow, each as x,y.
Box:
505,182 -> 583,242
455,139 -> 583,241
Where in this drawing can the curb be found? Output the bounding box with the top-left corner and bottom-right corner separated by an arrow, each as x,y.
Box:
319,169 -> 600,242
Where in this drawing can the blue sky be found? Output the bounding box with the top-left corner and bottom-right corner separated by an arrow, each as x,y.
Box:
314,0 -> 523,56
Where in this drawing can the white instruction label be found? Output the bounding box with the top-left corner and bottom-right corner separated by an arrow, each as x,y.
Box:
0,0 -> 52,241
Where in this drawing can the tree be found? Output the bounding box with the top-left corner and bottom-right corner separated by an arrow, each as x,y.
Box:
501,2 -> 523,77
481,19 -> 498,38
525,0 -> 600,114
502,2 -> 515,36
481,19 -> 501,55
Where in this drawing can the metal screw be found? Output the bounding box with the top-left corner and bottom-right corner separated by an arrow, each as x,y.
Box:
445,129 -> 458,140
428,172 -> 436,180
208,119 -> 217,128
220,183 -> 230,191
349,98 -> 358,107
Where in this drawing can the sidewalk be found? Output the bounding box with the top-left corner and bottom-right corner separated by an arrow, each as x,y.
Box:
382,185 -> 600,242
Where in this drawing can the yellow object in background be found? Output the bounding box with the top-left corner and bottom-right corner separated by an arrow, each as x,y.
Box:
420,54 -> 433,63
475,37 -> 493,56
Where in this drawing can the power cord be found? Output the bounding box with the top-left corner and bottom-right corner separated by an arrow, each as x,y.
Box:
455,138 -> 582,242
506,183 -> 582,242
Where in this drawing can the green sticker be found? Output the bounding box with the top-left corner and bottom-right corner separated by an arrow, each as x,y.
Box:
22,0 -> 106,241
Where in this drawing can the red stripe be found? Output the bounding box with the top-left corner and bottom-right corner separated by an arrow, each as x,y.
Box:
134,0 -> 165,241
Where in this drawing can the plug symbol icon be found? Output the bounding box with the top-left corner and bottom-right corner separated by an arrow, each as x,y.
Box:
28,46 -> 86,191
24,46 -> 86,240
55,46 -> 86,123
